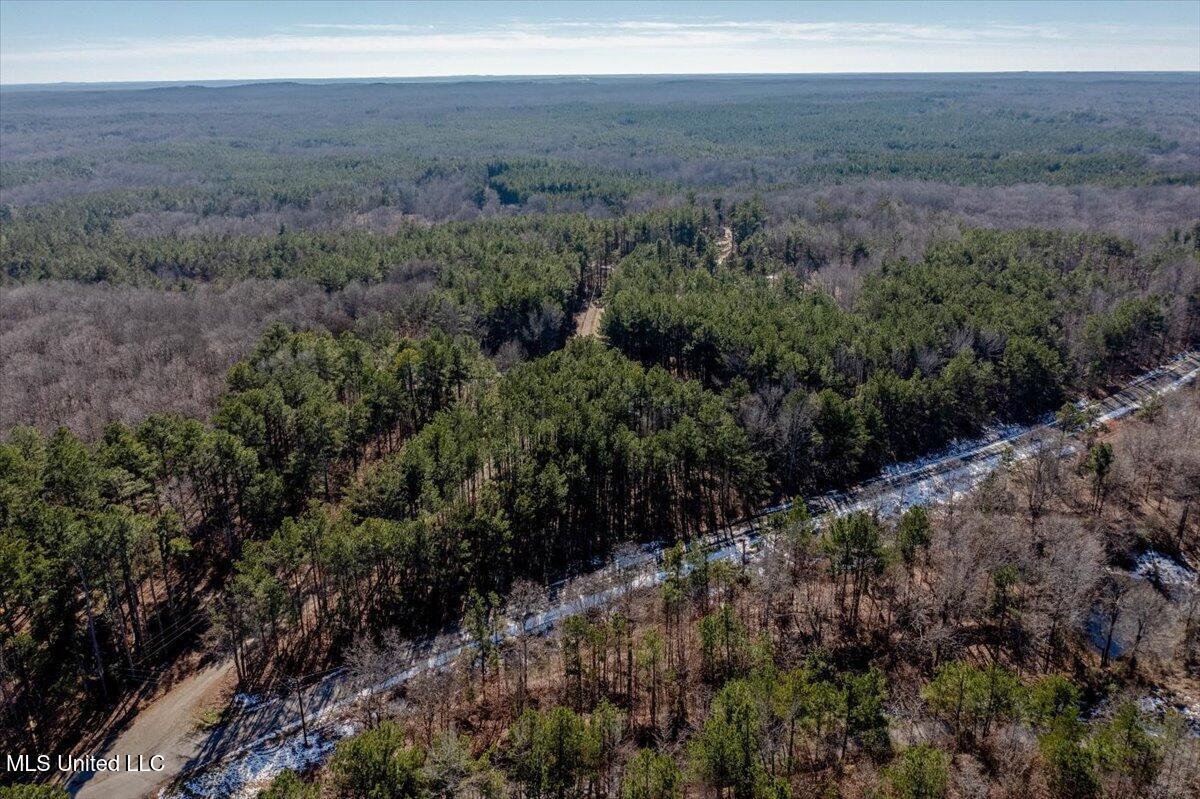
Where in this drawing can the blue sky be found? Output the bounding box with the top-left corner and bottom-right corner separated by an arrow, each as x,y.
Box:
2,1 -> 1198,85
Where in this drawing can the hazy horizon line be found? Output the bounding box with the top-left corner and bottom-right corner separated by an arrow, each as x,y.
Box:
4,68 -> 1197,92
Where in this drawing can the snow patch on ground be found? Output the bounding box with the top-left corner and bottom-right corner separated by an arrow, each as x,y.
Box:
1088,690 -> 1200,738
877,421 -> 1038,480
1132,550 -> 1197,592
230,692 -> 263,710
175,721 -> 359,798
1137,691 -> 1200,737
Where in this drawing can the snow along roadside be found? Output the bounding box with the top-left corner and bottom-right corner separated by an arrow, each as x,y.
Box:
171,352 -> 1200,798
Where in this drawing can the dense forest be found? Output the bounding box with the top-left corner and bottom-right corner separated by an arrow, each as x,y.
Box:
178,390 -> 1200,799
1,74 -> 1198,798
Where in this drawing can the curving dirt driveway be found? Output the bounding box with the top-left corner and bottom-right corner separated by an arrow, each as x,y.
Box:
68,660 -> 234,799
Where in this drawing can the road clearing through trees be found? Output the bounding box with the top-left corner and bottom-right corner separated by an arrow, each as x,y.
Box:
151,351 -> 1199,799
572,302 -> 604,338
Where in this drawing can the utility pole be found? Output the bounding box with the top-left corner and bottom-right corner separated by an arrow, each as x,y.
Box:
289,676 -> 310,747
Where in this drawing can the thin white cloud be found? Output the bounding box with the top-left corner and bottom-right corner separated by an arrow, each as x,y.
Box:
2,19 -> 1165,62
1,17 -> 1195,83
294,23 -> 427,32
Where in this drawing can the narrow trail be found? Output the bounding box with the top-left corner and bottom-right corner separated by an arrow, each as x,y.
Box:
146,352 -> 1200,799
572,228 -> 729,341
572,302 -> 604,338
716,226 -> 734,265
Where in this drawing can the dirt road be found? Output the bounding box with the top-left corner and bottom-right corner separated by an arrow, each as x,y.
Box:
572,302 -> 604,338
69,660 -> 233,798
716,226 -> 734,264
